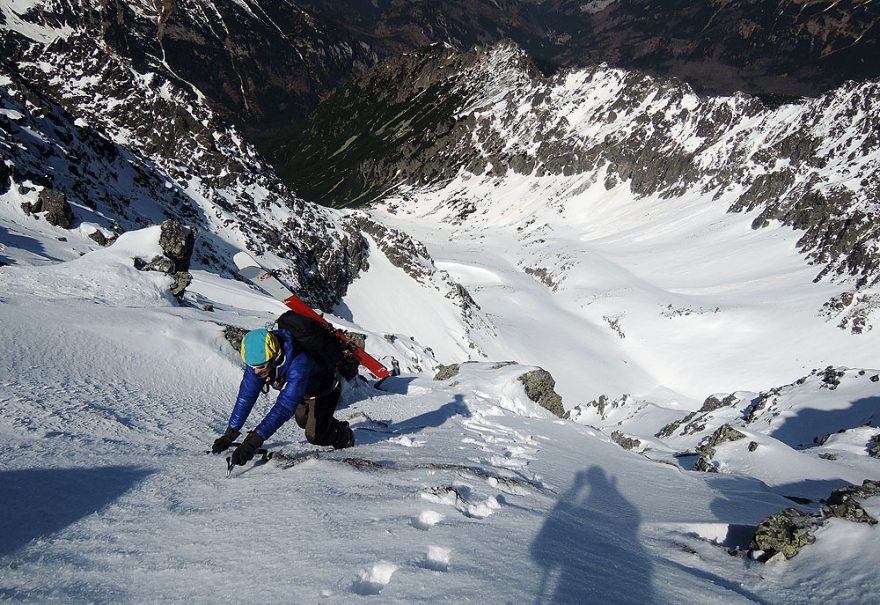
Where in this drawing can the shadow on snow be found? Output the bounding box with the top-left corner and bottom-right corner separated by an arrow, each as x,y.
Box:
0,465 -> 154,556
769,396 -> 879,449
530,466 -> 655,605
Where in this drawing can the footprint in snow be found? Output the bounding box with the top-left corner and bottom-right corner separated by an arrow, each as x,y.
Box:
411,509 -> 445,530
418,545 -> 451,572
351,561 -> 398,596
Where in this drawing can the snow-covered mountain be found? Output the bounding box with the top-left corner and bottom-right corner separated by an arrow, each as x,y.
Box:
0,0 -> 379,135
271,42 -> 879,407
280,42 -> 880,293
1,1 -> 878,601
1,0 -> 377,310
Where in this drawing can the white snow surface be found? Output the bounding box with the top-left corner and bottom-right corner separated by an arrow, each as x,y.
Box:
374,169 -> 880,409
1,227 -> 878,603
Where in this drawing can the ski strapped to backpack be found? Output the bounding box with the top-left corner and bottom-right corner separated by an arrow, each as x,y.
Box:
233,251 -> 392,385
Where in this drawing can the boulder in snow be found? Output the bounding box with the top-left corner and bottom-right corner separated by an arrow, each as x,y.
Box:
133,220 -> 195,299
611,430 -> 642,451
434,364 -> 461,381
749,508 -> 820,562
518,368 -> 564,418
749,479 -> 879,563
821,480 -> 879,524
21,188 -> 74,228
692,424 -> 746,472
158,219 -> 195,272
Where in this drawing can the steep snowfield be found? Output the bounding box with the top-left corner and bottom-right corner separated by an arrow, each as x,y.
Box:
374,169 -> 880,409
1,228 -> 878,603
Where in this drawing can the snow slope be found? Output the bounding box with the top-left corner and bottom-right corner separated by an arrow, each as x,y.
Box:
1,228 -> 877,603
374,168 -> 880,409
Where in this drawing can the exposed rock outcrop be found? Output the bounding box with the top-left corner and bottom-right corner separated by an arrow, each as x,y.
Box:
518,369 -> 564,418
748,479 -> 879,563
692,425 -> 747,472
133,220 -> 195,300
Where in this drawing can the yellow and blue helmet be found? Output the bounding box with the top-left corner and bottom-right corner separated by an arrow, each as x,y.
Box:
240,329 -> 281,367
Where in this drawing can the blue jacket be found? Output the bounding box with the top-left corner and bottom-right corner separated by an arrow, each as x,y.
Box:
228,329 -> 335,439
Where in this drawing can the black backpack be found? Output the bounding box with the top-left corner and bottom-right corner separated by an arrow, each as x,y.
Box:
276,311 -> 356,377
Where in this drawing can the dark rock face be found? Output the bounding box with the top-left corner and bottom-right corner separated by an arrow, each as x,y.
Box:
53,0 -> 379,144
22,188 -> 76,228
293,0 -> 879,100
158,219 -> 195,272
0,161 -> 11,195
518,368 -> 565,417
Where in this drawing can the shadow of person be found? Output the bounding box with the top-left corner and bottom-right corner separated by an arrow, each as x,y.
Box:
0,465 -> 154,556
397,394 -> 471,431
350,394 -> 472,446
530,466 -> 655,605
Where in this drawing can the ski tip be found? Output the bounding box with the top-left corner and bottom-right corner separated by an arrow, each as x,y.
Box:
232,250 -> 260,270
373,377 -> 389,391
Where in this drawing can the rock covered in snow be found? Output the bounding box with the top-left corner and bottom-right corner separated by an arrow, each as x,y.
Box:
610,430 -> 641,451
132,220 -> 195,299
821,479 -> 880,524
749,508 -> 819,562
692,425 -> 747,473
748,479 -> 879,563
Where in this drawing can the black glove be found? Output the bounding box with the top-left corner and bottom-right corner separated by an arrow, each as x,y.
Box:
230,431 -> 264,466
339,352 -> 360,381
212,426 -> 240,454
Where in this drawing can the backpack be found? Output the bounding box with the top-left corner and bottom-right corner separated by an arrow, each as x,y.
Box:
275,310 -> 355,375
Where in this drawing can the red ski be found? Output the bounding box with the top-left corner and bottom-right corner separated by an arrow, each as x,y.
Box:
233,251 -> 391,381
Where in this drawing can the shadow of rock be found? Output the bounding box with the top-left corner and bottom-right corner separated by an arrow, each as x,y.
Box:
770,396 -> 879,449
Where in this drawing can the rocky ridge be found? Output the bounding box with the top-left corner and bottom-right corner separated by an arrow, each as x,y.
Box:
565,367 -> 880,562
0,0 -> 378,141
292,0 -> 880,99
0,2 -> 369,309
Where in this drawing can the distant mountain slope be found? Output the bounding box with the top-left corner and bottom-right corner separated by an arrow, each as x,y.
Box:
276,42 -> 880,310
291,0 -> 880,98
5,0 -> 876,145
0,0 -> 378,139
